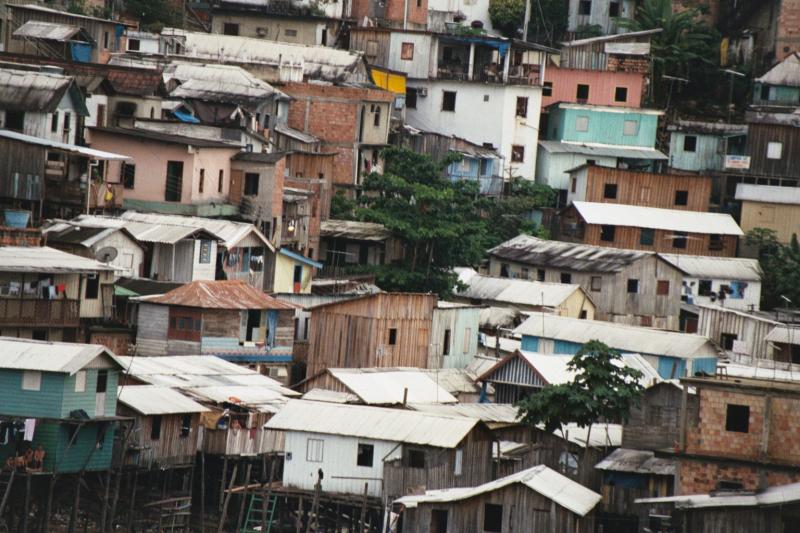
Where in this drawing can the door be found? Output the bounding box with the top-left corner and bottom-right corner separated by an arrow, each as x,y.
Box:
95,370 -> 108,417
165,161 -> 184,202
293,265 -> 303,293
246,309 -> 261,342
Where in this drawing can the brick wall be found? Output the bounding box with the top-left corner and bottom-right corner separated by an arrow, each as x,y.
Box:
384,0 -> 428,27
678,458 -> 800,494
607,55 -> 650,74
0,227 -> 41,246
686,388 -> 766,460
776,0 -> 800,60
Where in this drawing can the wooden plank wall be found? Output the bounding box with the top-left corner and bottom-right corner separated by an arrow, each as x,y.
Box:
747,123 -> 800,179
202,309 -> 241,338
306,294 -> 437,375
584,166 -> 712,211
696,306 -> 777,360
349,29 -> 391,68
117,409 -> 200,468
622,383 -> 690,450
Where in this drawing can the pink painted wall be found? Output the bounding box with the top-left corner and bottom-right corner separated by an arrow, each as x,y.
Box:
89,130 -> 239,205
542,67 -> 646,109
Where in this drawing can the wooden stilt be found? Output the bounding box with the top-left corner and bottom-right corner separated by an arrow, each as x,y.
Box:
99,469 -> 111,533
21,472 -> 31,533
235,463 -> 252,533
359,482 -> 368,533
261,459 -> 276,533
219,456 -> 228,512
126,470 -> 138,532
216,463 -> 238,533
200,452 -> 206,533
42,474 -> 56,533
296,496 -> 304,533
67,473 -> 82,533
108,470 -> 121,533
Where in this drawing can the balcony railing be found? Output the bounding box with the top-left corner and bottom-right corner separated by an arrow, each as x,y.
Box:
0,298 -> 80,327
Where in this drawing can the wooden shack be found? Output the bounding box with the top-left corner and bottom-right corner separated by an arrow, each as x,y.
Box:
393,465 -> 601,533
116,385 -> 208,469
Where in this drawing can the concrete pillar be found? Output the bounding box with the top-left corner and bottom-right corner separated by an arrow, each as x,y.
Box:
467,42 -> 475,81
502,48 -> 511,83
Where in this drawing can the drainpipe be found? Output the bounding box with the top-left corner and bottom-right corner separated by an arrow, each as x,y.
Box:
403,0 -> 409,30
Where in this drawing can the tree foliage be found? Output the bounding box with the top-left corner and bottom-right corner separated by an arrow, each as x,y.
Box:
745,228 -> 800,310
489,0 -> 525,38
516,341 -> 645,433
124,0 -> 181,31
527,0 -> 568,45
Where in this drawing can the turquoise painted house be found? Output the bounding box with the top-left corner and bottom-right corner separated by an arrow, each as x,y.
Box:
667,120 -> 747,172
446,151 -> 503,195
536,103 -> 667,196
513,313 -> 719,379
753,53 -> 800,106
0,338 -> 124,473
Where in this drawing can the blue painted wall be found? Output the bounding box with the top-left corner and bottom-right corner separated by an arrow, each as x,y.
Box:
546,106 -> 659,148
657,356 -> 686,379
554,340 -> 582,355
520,336 -> 539,352
0,370 -> 65,418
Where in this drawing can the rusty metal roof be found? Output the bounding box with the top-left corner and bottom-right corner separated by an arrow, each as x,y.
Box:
142,280 -> 298,310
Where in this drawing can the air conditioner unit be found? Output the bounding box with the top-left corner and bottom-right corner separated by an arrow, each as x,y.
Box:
417,87 -> 428,97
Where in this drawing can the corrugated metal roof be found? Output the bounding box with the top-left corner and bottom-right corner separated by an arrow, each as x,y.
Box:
265,400 -> 481,448
141,280 -> 297,310
595,448 -> 676,475
320,219 -> 392,241
0,246 -> 115,273
395,465 -> 601,516
556,423 -> 622,448
13,20 -> 88,42
301,388 -> 360,403
735,183 -> 800,206
327,368 -> 457,405
764,326 -> 800,345
756,52 -> 800,87
637,479 -> 800,509
0,337 -> 120,375
185,385 -> 289,408
421,368 -> 482,395
0,65 -> 72,112
0,129 -> 129,160
479,306 -> 522,329
667,120 -> 747,136
539,140 -> 668,160
514,313 -> 718,359
165,63 -> 288,106
117,385 -> 209,415
659,253 -> 761,281
64,214 -> 216,244
274,123 -> 319,144
561,28 -> 662,47
720,361 -> 800,382
488,234 -> 652,273
573,201 -> 744,235
407,403 -> 520,424
456,268 -> 584,307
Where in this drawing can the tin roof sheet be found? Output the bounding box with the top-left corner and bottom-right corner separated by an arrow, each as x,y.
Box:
0,245 -> 115,273
513,313 -> 718,359
735,183 -> 800,206
637,479 -> 800,509
0,129 -> 129,160
595,448 -> 676,475
456,268 -> 584,307
66,214 -> 218,244
539,140 -> 668,160
13,20 -> 88,42
658,253 -> 761,281
320,219 -> 392,241
0,337 -> 120,374
265,399 -> 480,448
327,368 -> 457,405
573,201 -> 744,235
141,280 -> 297,310
117,385 -> 210,415
756,53 -> 800,87
119,211 -> 272,249
406,403 -> 520,424
395,465 -> 601,516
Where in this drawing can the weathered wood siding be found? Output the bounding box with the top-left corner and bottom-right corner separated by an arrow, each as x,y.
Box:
430,306 -> 480,369
117,409 -> 200,468
746,122 -> 800,179
622,383 -> 688,450
349,29 -> 391,68
306,294 -> 437,375
0,136 -> 44,202
400,481 -> 595,533
739,199 -> 800,244
695,306 -> 777,361
134,302 -> 169,356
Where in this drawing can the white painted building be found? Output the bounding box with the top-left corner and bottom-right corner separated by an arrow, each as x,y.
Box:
125,30 -> 160,54
567,0 -> 636,35
427,0 -> 493,33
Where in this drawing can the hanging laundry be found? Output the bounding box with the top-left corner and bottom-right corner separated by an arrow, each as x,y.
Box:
23,418 -> 36,441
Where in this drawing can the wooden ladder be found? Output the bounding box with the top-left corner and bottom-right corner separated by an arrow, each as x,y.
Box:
240,493 -> 278,533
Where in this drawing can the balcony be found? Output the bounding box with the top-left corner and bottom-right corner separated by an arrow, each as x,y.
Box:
0,298 -> 80,327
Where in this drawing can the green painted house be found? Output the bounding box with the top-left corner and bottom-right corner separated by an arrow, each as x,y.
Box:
0,338 -> 124,473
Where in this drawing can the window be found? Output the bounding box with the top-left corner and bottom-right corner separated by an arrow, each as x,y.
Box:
590,276 -> 601,292
165,161 -> 183,202
199,168 -> 205,193
372,105 -> 381,127
725,404 -> 749,433
103,31 -> 109,49
767,141 -> 783,159
218,170 -> 224,193
579,309 -> 588,319
75,370 -> 87,392
698,279 -> 713,296
284,29 -> 297,37
500,263 -> 509,277
453,447 -> 463,475
511,145 -> 525,163
151,415 -> 162,440
571,177 -> 577,193
627,279 -> 639,293
244,172 -> 259,196
576,84 -> 590,100
614,86 -> 627,102
483,94 -> 490,102
357,443 -> 374,467
122,163 -> 136,189
442,90 -> 456,111
223,23 -> 239,35
406,449 -> 425,468
306,438 -> 324,462
537,269 -> 545,281
401,42 -> 414,60
180,414 -> 191,437
575,116 -> 589,132
600,225 -> 616,242
560,272 -> 572,284
674,190 -> 689,206
721,333 -> 738,351
603,183 -> 618,199
388,328 -> 397,345
683,135 -> 697,152
199,240 -> 212,264
516,96 -> 528,118
718,480 -> 744,491
85,274 -> 100,299
365,39 -> 378,58
483,503 -> 503,533
22,370 -> 41,391
640,227 -> 654,246
4,110 -> 24,131
559,451 -> 579,475
578,0 -> 591,15
442,328 -> 451,356
657,280 -> 670,295
430,510 -> 448,533
63,112 -> 71,133
542,81 -> 553,96
672,232 -> 688,249
51,113 -> 58,132
96,370 -> 108,393
623,120 -> 639,136
609,0 -> 620,17
406,87 -> 417,109
128,38 -> 140,51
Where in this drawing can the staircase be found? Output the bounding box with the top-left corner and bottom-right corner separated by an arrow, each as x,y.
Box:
241,493 -> 278,533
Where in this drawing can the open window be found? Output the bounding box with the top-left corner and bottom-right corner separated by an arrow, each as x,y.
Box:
725,404 -> 749,433
430,510 -> 448,533
357,443 -> 374,467
483,503 -> 503,533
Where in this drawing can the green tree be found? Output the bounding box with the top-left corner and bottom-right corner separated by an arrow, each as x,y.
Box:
330,190 -> 357,219
617,0 -> 718,104
527,0 -> 568,45
480,178 -> 554,249
124,0 -> 181,31
517,341 -> 644,449
489,0 -> 525,38
746,228 -> 800,310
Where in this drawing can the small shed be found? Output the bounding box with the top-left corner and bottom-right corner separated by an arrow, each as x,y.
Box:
393,464 -> 601,533
319,218 -> 403,270
43,221 -> 145,278
116,384 -> 209,468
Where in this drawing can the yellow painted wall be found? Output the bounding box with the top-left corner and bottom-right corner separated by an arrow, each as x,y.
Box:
370,68 -> 407,95
740,201 -> 800,244
559,289 -> 596,320
273,254 -> 313,294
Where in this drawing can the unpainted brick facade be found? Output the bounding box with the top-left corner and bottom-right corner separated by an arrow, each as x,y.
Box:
777,0 -> 800,60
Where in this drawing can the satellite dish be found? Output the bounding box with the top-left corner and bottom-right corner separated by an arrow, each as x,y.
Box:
96,246 -> 118,263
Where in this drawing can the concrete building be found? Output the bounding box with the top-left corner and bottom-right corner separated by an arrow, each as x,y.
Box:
566,0 -> 636,36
